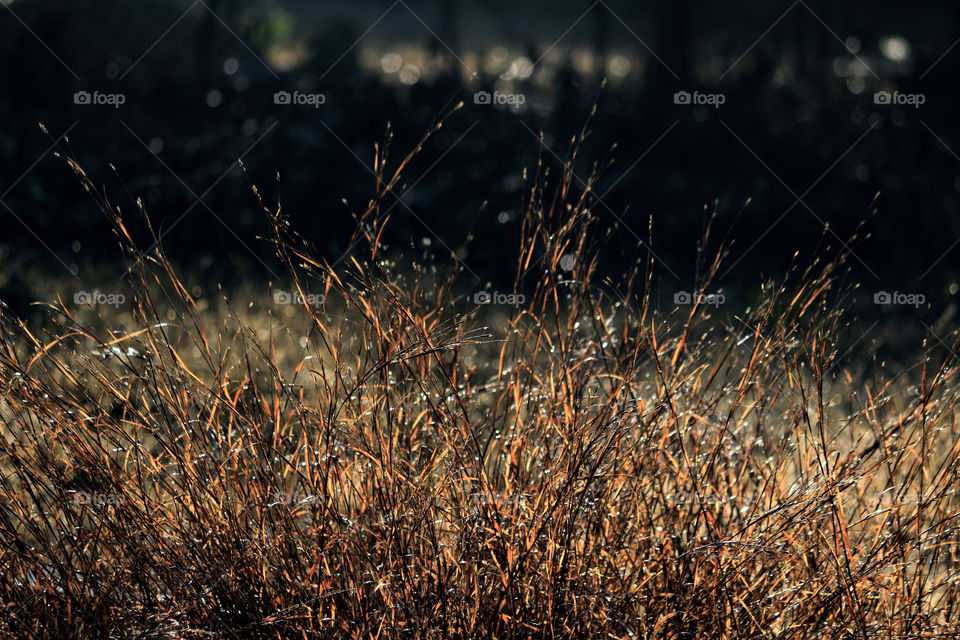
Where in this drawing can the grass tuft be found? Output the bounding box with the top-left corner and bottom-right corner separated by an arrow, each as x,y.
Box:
1,123 -> 959,638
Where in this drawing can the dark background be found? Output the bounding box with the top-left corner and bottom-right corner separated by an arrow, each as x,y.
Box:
1,0 -> 958,329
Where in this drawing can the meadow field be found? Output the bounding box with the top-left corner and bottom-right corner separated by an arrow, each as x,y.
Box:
1,118 -> 959,638
4,1 -> 960,637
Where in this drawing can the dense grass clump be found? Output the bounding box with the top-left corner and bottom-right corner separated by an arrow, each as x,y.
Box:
1,121 -> 959,638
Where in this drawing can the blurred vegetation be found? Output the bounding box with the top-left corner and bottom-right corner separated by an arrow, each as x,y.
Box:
1,0 -> 958,335
1,127 -> 959,637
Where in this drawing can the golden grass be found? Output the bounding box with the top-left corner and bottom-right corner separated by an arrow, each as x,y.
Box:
1,117 -> 959,638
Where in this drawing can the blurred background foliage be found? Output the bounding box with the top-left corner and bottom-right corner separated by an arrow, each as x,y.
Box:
1,0 -> 958,335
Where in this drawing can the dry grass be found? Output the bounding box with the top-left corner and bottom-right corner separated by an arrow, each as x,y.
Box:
1,116 -> 959,638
